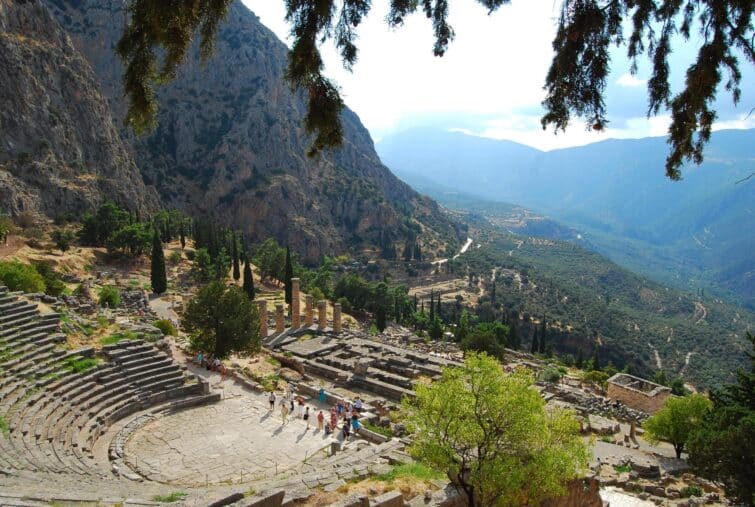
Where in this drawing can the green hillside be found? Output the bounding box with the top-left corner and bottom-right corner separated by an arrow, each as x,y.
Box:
450,226 -> 754,390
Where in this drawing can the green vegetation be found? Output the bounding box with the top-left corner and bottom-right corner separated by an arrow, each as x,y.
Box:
0,415 -> 8,436
31,260 -> 66,296
402,353 -> 588,506
0,261 -> 45,293
151,492 -> 187,503
150,229 -> 167,294
687,333 -> 755,506
451,233 -> 754,388
644,394 -> 712,459
101,332 -> 139,346
376,462 -> 442,482
265,356 -> 281,368
680,486 -> 703,498
98,285 -> 121,308
612,464 -> 631,474
63,357 -> 99,374
153,319 -> 177,336
51,227 -> 75,252
242,257 -> 255,299
361,420 -> 392,439
183,282 -> 261,358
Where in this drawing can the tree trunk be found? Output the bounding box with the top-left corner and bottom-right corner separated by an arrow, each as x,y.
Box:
674,443 -> 683,459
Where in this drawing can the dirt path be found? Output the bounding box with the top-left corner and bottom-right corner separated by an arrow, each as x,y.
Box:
0,234 -> 24,258
648,343 -> 663,370
693,301 -> 707,324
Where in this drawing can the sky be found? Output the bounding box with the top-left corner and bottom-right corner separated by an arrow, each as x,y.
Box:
241,0 -> 754,150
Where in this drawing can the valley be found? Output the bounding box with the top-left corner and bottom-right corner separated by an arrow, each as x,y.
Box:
0,0 -> 753,505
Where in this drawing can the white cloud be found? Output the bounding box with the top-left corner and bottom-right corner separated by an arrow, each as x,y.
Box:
616,73 -> 646,87
241,0 -> 754,148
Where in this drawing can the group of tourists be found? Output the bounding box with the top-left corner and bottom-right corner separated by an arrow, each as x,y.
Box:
268,385 -> 363,441
192,350 -> 226,375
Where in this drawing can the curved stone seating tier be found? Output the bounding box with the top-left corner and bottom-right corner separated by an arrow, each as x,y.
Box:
0,287 -> 216,479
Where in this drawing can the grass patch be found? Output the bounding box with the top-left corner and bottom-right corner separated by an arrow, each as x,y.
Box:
376,463 -> 442,482
600,435 -> 613,443
362,420 -> 393,438
265,356 -> 281,368
244,488 -> 257,497
0,415 -> 9,436
63,357 -> 98,374
100,331 -> 138,346
613,464 -> 631,474
261,373 -> 281,392
151,492 -> 187,503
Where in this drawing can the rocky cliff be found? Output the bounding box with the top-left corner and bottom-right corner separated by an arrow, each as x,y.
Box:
44,0 -> 460,262
0,0 -> 158,218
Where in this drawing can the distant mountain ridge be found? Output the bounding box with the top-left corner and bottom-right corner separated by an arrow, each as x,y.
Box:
43,0 -> 461,262
377,128 -> 755,308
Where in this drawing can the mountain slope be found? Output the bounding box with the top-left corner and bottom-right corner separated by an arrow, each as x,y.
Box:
378,128 -> 755,307
44,0 -> 460,262
0,0 -> 158,218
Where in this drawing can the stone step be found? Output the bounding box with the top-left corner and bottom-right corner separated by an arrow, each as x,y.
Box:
0,307 -> 40,326
0,317 -> 59,340
0,299 -> 31,313
119,353 -> 171,372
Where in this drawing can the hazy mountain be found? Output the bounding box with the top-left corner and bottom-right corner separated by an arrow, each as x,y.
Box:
44,0 -> 461,262
378,128 -> 755,308
0,0 -> 158,218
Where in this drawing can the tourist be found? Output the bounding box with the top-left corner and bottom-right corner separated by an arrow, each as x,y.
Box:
193,350 -> 203,365
324,422 -> 332,435
317,410 -> 324,431
303,406 -> 310,429
211,357 -> 221,371
354,397 -> 363,412
341,419 -> 351,440
318,386 -> 326,404
280,399 -> 289,424
269,391 -> 276,411
330,408 -> 338,430
351,414 -> 360,433
297,397 -> 305,418
344,404 -> 352,422
289,392 -> 295,413
336,399 -> 343,417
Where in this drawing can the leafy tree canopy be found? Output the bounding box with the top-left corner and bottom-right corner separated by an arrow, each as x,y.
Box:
117,0 -> 752,178
643,393 -> 712,458
183,281 -> 261,358
401,352 -> 589,506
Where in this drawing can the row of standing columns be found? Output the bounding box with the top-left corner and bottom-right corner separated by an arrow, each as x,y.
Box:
257,278 -> 341,336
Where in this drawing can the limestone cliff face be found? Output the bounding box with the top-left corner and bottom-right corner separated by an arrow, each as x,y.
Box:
44,0 -> 460,262
0,0 -> 159,218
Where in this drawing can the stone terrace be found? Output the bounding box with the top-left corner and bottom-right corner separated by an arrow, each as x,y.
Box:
0,286 -> 218,481
279,333 -> 461,402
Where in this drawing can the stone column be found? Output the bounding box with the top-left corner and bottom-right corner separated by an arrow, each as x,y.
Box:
305,295 -> 314,327
258,300 -> 268,337
317,300 -> 327,330
275,304 -> 285,333
291,278 -> 301,328
333,303 -> 342,333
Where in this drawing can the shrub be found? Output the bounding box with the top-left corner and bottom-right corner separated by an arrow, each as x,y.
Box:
0,261 -> 45,293
169,250 -> 182,264
98,285 -> 121,308
64,357 -> 98,374
681,486 -> 703,498
538,365 -> 563,383
376,462 -> 442,482
31,260 -> 65,296
151,492 -> 187,503
51,227 -> 75,252
154,319 -> 177,336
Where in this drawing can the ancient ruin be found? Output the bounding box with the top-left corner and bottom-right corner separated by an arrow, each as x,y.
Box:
607,373 -> 671,414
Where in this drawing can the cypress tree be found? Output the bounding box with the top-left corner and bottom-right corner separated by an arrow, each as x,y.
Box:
592,347 -> 602,371
179,221 -> 186,249
242,257 -> 255,299
538,317 -> 546,354
284,246 -> 293,305
376,306 -> 387,331
508,323 -> 519,349
490,279 -> 496,302
232,234 -> 240,281
530,329 -> 539,355
150,229 -> 167,295
436,296 -> 442,321
429,292 -> 435,321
